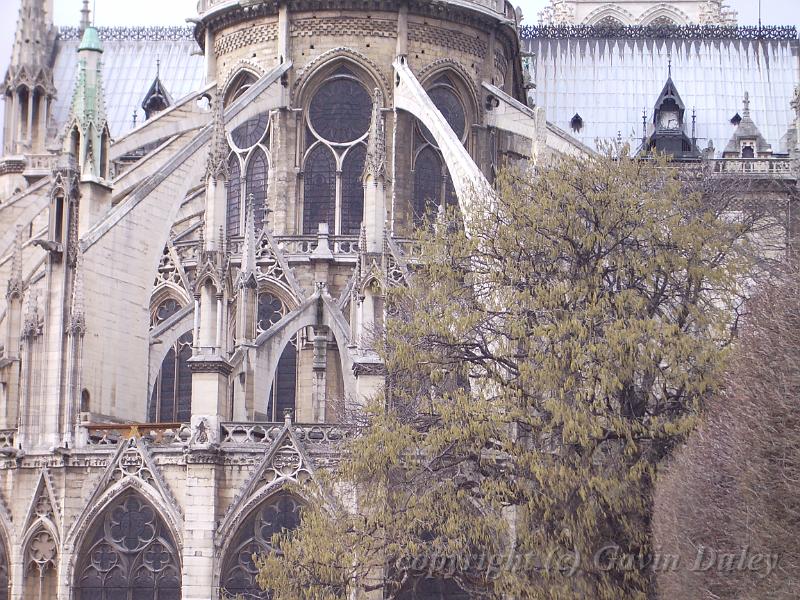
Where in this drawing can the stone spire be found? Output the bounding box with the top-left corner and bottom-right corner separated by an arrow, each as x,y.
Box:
363,88 -> 386,183
8,0 -> 55,69
65,24 -> 110,179
206,91 -> 229,181
742,91 -> 751,119
80,0 -> 91,33
237,194 -> 258,289
7,226 -> 24,300
3,0 -> 56,154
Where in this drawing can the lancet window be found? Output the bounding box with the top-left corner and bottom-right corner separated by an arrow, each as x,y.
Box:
148,332 -> 193,423
256,292 -> 297,422
412,76 -> 467,225
302,66 -> 372,235
23,528 -> 57,600
74,493 -> 181,600
226,113 -> 271,238
220,494 -> 302,599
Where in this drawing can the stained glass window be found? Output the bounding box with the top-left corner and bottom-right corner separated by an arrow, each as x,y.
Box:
152,298 -> 181,328
303,145 -> 336,234
148,332 -> 193,423
304,68 -> 373,234
341,145 -> 366,235
231,113 -> 269,149
221,494 -> 302,599
308,76 -> 371,143
226,154 -> 242,237
413,76 -> 468,224
266,341 -> 297,422
248,150 -> 269,230
74,493 -> 181,600
413,147 -> 442,223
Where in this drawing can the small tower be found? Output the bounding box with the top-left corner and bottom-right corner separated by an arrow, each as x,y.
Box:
63,23 -> 113,236
2,0 -> 57,157
640,72 -> 700,161
722,92 -> 773,159
141,61 -> 173,120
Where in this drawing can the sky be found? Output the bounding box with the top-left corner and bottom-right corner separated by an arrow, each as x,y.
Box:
0,0 -> 797,142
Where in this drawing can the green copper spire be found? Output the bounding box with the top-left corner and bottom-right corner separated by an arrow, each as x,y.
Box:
78,26 -> 103,53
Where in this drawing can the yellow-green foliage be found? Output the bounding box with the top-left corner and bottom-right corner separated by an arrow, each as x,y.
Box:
258,150 -> 756,600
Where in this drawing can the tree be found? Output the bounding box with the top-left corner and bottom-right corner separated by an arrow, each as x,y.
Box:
257,149 -> 768,600
653,268 -> 800,599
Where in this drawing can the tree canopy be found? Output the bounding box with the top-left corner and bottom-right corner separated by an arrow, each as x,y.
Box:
256,149 -> 767,600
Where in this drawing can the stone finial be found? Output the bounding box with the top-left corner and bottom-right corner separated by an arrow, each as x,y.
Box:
742,91 -> 751,119
206,91 -> 229,182
7,226 -> 24,300
79,0 -> 91,32
238,194 -> 258,289
363,88 -> 386,183
69,251 -> 86,335
22,287 -> 40,338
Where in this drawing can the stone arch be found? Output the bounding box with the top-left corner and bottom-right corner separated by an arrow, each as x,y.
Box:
0,520 -> 10,600
223,65 -> 262,107
19,519 -> 58,600
150,284 -> 192,327
417,59 -> 479,125
253,292 -> 357,414
292,47 -> 390,107
582,5 -> 636,26
638,4 -> 690,25
216,488 -> 306,598
66,475 -> 184,582
70,489 -> 181,600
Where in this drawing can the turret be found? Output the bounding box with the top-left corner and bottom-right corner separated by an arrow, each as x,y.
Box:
63,24 -> 112,235
2,0 -> 57,156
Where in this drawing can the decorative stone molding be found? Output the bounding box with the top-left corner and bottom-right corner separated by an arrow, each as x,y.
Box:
408,22 -> 488,58
215,23 -> 278,57
58,25 -> 196,42
519,24 -> 798,41
290,17 -> 397,40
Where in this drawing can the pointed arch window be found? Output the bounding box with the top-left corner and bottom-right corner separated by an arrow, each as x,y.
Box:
23,528 -> 57,600
303,67 -> 372,235
221,494 -> 302,599
256,292 -> 297,422
224,71 -> 258,107
412,76 -> 468,225
148,332 -> 193,423
74,492 -> 181,600
225,115 -> 271,238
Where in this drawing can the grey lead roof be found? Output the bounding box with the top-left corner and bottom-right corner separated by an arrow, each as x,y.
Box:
52,27 -> 205,139
523,36 -> 799,157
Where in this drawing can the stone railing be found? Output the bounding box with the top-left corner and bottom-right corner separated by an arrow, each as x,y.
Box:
83,423 -> 191,447
197,0 -> 506,17
24,154 -> 57,174
220,422 -> 349,446
0,430 -> 16,452
712,158 -> 794,178
226,235 -> 361,259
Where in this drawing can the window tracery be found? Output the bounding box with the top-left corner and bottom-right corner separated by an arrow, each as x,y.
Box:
224,71 -> 257,107
303,67 -> 372,235
23,528 -> 57,600
221,494 -> 302,599
225,115 -> 270,238
151,298 -> 181,328
74,493 -> 181,600
148,332 -> 193,423
412,76 -> 468,225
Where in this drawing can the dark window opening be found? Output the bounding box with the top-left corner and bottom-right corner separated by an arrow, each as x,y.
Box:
303,145 -> 336,234
148,332 -> 193,423
741,145 -> 755,158
226,154 -> 241,237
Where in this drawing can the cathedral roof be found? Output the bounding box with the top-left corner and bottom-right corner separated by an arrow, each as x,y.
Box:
51,27 -> 204,139
523,28 -> 799,157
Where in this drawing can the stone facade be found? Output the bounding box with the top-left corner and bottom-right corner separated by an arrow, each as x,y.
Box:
0,0 -> 797,599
